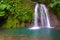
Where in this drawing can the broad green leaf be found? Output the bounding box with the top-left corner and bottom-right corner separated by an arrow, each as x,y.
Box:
0,11 -> 5,16
0,4 -> 6,10
6,4 -> 11,10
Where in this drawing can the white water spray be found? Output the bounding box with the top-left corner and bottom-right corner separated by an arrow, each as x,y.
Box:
40,4 -> 54,28
29,4 -> 40,29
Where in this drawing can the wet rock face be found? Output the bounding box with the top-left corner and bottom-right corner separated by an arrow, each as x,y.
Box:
49,9 -> 60,29
49,12 -> 58,27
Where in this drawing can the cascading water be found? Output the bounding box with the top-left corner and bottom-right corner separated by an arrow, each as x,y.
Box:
40,4 -> 54,28
29,4 -> 40,29
34,4 -> 39,27
29,4 -> 54,30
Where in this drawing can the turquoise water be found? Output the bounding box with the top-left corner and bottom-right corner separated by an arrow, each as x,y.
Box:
0,28 -> 60,39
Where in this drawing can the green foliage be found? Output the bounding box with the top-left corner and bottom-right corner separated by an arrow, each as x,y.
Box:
0,2 -> 11,16
32,0 -> 45,3
0,0 -> 60,28
0,11 -> 5,16
48,0 -> 60,19
18,7 -> 33,21
0,4 -> 6,10
2,17 -> 20,28
0,0 -> 34,28
48,0 -> 60,8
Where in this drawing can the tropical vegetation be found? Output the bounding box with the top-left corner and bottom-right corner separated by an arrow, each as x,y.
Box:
0,0 -> 60,28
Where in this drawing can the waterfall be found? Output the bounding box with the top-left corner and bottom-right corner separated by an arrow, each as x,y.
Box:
29,4 -> 40,29
40,4 -> 54,28
34,4 -> 39,27
29,4 -> 54,30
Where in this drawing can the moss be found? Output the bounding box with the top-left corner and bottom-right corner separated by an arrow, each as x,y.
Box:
2,17 -> 20,28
